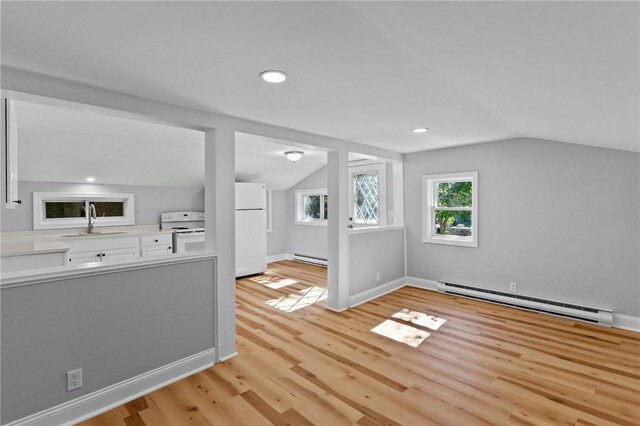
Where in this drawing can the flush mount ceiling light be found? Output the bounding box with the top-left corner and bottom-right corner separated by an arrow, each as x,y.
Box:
412,127 -> 429,133
284,151 -> 304,162
260,70 -> 287,83
85,177 -> 96,182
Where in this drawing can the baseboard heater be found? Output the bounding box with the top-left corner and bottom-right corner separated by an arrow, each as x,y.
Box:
292,254 -> 328,266
437,281 -> 613,327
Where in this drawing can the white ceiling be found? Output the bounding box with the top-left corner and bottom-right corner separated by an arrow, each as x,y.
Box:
2,2 -> 638,153
236,133 -> 327,190
15,100 -> 205,187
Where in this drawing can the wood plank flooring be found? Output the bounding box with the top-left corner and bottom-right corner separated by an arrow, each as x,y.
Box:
81,260 -> 640,425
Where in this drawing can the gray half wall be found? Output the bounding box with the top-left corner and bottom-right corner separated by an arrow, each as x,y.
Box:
404,138 -> 640,317
1,181 -> 205,231
349,228 -> 405,296
1,258 -> 216,424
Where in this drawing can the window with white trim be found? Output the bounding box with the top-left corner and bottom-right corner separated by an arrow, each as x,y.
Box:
33,192 -> 135,230
423,172 -> 478,247
349,163 -> 386,228
295,188 -> 328,226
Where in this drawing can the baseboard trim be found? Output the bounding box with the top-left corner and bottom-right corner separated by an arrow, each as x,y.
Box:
216,351 -> 239,363
267,253 -> 292,263
613,313 -> 640,332
5,348 -> 216,426
325,305 -> 349,313
405,276 -> 439,291
349,277 -> 406,308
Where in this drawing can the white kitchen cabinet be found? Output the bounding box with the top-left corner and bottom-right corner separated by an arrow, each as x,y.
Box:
68,247 -> 139,265
140,233 -> 173,258
102,247 -> 139,263
66,236 -> 140,266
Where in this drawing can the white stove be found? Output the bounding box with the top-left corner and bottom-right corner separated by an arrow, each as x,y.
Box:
160,211 -> 205,253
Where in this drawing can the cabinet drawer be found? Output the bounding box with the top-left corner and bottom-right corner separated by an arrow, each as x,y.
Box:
140,234 -> 172,248
67,251 -> 103,266
141,247 -> 173,258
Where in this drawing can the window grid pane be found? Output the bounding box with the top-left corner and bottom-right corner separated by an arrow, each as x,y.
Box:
354,172 -> 379,225
433,209 -> 472,236
45,201 -> 86,219
436,181 -> 472,208
323,195 -> 328,220
303,195 -> 322,219
91,202 -> 125,217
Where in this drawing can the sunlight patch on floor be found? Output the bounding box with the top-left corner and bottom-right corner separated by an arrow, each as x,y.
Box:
265,278 -> 298,289
392,308 -> 446,330
249,276 -> 299,289
371,319 -> 430,348
265,286 -> 327,312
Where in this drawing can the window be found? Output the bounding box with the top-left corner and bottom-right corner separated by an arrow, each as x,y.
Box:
423,172 -> 478,247
295,188 -> 328,226
349,163 -> 386,228
33,192 -> 135,230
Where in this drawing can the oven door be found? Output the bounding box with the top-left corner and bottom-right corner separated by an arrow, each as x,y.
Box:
174,231 -> 205,253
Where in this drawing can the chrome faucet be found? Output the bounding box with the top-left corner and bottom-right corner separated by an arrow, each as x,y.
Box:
88,203 -> 97,233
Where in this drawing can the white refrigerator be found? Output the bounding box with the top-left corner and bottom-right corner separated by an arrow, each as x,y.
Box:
235,182 -> 267,277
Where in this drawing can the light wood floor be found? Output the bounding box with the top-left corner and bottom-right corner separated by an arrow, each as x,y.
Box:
82,260 -> 639,425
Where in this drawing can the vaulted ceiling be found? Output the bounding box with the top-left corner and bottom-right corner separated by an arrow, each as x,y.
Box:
2,2 -> 638,153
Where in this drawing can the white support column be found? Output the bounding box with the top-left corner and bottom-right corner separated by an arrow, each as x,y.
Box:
204,127 -> 237,361
327,149 -> 350,311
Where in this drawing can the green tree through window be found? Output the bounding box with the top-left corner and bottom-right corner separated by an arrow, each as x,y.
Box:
435,181 -> 472,235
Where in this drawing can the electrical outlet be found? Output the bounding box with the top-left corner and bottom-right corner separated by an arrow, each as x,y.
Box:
509,282 -> 517,293
375,272 -> 381,282
67,369 -> 82,391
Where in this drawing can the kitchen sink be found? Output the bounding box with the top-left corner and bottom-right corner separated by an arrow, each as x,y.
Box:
61,231 -> 128,237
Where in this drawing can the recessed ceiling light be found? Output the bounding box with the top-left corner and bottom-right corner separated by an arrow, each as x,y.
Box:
284,151 -> 304,162
260,70 -> 287,83
412,128 -> 429,133
85,177 -> 95,182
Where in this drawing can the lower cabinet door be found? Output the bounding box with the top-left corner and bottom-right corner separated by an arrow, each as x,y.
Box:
102,247 -> 139,263
68,251 -> 102,265
140,247 -> 173,258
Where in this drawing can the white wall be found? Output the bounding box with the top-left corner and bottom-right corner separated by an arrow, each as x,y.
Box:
1,181 -> 204,232
404,138 -> 640,317
267,167 -> 328,259
266,190 -> 288,256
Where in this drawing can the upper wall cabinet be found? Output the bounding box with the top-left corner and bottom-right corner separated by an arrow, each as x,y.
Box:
3,98 -> 20,209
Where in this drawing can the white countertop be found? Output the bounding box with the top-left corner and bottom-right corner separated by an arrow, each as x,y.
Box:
1,250 -> 218,289
0,225 -> 173,257
0,240 -> 70,257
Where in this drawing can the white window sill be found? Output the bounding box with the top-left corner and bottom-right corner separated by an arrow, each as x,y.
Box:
423,235 -> 477,248
349,225 -> 404,235
295,220 -> 327,227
